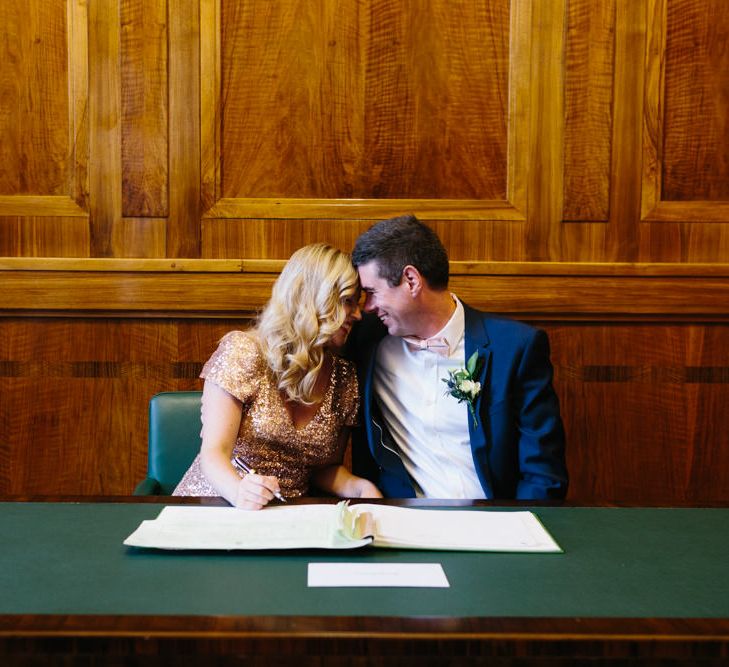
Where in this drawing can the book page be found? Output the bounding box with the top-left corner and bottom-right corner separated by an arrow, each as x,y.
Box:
352,505 -> 562,553
123,504 -> 560,553
123,504 -> 372,550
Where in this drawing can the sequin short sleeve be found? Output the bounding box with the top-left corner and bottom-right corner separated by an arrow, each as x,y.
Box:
199,331 -> 262,404
335,357 -> 359,427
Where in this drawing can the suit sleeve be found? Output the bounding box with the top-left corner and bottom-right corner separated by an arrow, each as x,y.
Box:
514,329 -> 568,499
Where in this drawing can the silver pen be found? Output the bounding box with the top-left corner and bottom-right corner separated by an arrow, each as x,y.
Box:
233,455 -> 287,503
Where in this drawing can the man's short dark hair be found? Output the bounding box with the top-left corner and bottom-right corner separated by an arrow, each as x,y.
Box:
351,214 -> 450,289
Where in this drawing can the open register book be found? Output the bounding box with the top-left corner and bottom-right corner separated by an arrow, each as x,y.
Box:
123,502 -> 562,553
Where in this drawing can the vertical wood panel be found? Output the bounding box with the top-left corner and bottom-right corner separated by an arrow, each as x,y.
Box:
526,0 -> 565,259
562,0 -> 615,221
364,0 -> 510,199
641,0 -> 665,223
200,0 -> 221,211
662,0 -> 729,201
167,0 -> 201,257
605,0 -> 644,261
218,0 -> 509,201
220,0 -> 364,199
68,0 -> 90,212
0,1 -> 68,195
121,0 -> 169,217
88,0 -> 122,257
506,0 -> 532,215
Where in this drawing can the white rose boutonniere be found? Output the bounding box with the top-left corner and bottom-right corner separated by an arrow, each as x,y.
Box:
442,351 -> 484,428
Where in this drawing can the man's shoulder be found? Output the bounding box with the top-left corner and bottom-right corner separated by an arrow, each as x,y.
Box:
462,302 -> 539,341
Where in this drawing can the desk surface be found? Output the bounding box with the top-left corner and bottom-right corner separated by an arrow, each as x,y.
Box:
2,498 -> 729,665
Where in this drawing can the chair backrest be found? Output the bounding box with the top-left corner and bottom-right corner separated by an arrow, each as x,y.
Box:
148,391 -> 203,495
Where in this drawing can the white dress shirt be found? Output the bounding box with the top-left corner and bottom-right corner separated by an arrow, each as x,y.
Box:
372,296 -> 488,498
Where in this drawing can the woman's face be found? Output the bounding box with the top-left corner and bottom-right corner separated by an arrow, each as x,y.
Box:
328,291 -> 362,349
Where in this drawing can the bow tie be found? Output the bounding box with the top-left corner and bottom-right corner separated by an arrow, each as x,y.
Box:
402,335 -> 450,357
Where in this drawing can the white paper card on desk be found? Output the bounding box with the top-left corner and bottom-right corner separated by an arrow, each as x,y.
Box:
123,502 -> 562,553
307,563 -> 450,588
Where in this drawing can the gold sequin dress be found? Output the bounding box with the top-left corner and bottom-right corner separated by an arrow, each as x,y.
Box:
172,331 -> 359,498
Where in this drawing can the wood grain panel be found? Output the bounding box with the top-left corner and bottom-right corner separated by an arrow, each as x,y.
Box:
662,0 -> 729,201
2,317 -> 729,503
202,216 -> 526,262
0,318 -> 244,495
0,1 -> 68,196
0,217 -> 90,257
559,0 -> 647,261
364,0 -> 510,199
88,0 -> 122,256
202,218 -> 374,260
3,615 -> 729,666
562,0 -> 615,221
641,0 -> 729,229
167,0 -> 201,257
0,0 -> 88,227
121,0 -> 168,217
638,220 -> 729,262
547,322 -> 729,503
219,0 -> 362,200
110,217 -> 167,258
217,0 -> 509,201
526,0 -> 565,260
2,263 -> 729,317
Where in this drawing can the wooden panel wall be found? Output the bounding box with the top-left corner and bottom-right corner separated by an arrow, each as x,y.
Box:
1,0 -> 728,501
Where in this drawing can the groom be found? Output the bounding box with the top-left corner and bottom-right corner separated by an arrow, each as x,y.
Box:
348,214 -> 568,499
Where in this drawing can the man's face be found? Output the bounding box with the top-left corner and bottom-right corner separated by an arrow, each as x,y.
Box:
357,261 -> 415,337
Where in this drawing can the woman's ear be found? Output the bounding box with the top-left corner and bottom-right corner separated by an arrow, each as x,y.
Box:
401,265 -> 422,297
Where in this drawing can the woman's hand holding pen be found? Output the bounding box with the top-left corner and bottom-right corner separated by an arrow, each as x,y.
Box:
232,455 -> 286,510
234,471 -> 283,510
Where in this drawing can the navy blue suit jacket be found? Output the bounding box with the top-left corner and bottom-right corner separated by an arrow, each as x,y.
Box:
348,304 -> 568,499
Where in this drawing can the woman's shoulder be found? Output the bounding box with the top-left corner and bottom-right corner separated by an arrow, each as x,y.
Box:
200,330 -> 266,401
217,329 -> 262,357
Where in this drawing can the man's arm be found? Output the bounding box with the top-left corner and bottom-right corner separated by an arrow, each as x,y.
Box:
514,328 -> 568,499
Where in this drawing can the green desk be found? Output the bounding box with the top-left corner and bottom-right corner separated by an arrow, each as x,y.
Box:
2,498 -> 729,666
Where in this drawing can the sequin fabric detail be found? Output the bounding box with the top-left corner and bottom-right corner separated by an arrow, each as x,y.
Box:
173,330 -> 359,498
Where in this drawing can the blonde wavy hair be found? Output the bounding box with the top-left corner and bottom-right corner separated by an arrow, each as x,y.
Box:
255,243 -> 359,404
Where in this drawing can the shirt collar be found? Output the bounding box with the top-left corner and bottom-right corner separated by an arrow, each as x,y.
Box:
431,294 -> 464,354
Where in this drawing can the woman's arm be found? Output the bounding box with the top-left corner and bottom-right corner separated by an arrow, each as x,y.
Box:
311,429 -> 383,499
198,381 -> 281,509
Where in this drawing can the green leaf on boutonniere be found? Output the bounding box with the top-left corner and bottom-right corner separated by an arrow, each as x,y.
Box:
442,351 -> 484,429
465,350 -> 481,377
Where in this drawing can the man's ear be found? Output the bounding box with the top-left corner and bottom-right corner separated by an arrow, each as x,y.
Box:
401,265 -> 422,297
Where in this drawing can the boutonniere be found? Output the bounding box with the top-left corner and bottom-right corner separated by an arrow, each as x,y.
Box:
442,351 -> 484,428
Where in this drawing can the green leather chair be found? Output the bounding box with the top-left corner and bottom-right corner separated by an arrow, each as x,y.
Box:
133,391 -> 203,495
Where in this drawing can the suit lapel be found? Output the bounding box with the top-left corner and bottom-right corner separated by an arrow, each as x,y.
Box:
463,303 -> 491,416
463,304 -> 493,497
